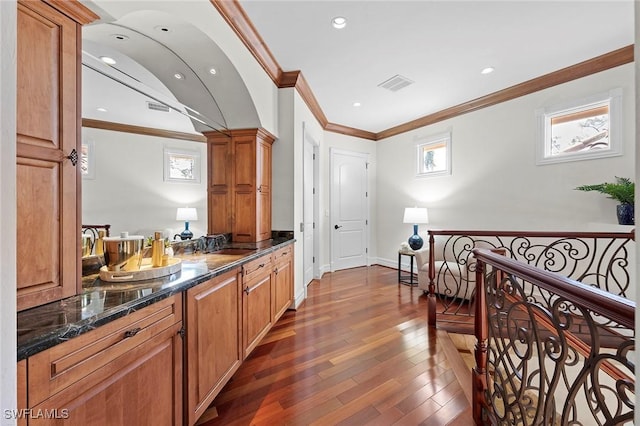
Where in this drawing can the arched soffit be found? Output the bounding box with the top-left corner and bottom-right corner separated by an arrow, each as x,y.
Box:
83,8 -> 261,133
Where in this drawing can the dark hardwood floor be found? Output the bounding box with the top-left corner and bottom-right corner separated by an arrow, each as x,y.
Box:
199,265 -> 473,426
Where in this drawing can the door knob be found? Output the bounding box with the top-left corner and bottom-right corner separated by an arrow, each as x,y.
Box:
334,224 -> 342,229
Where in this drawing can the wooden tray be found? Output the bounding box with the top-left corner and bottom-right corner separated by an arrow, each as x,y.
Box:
99,257 -> 182,282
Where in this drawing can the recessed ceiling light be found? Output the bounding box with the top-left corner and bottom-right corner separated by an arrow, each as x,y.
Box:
174,72 -> 185,80
332,16 -> 347,29
481,66 -> 495,75
96,107 -> 108,112
209,68 -> 217,75
99,56 -> 116,65
353,102 -> 361,107
154,25 -> 172,33
111,34 -> 129,42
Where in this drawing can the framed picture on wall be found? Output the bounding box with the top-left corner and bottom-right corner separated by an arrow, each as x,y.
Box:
81,140 -> 95,180
416,132 -> 451,177
164,147 -> 201,183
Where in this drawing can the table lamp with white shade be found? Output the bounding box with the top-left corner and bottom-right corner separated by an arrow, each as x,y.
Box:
176,207 -> 198,240
403,207 -> 429,250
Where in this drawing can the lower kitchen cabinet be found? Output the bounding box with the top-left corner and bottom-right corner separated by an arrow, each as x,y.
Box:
272,245 -> 293,321
17,360 -> 26,426
242,254 -> 274,359
185,269 -> 242,426
26,295 -> 183,425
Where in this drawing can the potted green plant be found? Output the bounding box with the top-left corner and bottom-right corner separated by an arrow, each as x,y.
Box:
575,176 -> 635,225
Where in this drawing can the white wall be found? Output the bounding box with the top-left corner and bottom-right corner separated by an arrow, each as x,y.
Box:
321,132 -> 378,274
0,1 -> 16,423
82,128 -> 208,240
273,88 -> 295,231
376,64 -> 635,266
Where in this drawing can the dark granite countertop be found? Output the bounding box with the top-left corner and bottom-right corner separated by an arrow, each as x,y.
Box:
17,236 -> 294,361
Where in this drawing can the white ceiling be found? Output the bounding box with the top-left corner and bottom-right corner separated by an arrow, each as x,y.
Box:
239,0 -> 634,133
81,1 -> 634,137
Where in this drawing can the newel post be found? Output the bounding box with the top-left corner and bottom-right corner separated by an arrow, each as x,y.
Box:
427,232 -> 436,327
472,256 -> 488,424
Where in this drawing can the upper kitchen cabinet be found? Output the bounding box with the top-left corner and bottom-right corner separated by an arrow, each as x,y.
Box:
206,128 -> 275,242
16,0 -> 98,311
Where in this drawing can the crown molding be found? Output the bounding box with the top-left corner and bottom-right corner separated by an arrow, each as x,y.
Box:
280,71 -> 329,128
82,118 -> 207,143
210,0 -> 282,85
212,2 -> 633,142
376,45 -> 634,140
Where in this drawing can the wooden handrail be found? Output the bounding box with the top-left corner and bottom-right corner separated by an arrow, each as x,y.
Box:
472,248 -> 635,329
472,247 -> 635,424
429,229 -> 634,240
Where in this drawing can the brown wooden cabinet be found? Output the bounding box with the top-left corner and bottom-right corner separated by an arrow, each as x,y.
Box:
184,269 -> 242,426
26,295 -> 183,425
17,360 -> 26,426
241,253 -> 274,358
272,245 -> 294,321
205,128 -> 275,242
15,0 -> 97,311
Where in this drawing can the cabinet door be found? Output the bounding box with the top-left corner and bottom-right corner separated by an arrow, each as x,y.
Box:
256,139 -> 272,241
185,269 -> 242,426
16,1 -> 83,310
17,360 -> 26,426
233,135 -> 257,242
207,137 -> 232,234
30,323 -> 183,426
273,252 -> 293,321
242,271 -> 273,359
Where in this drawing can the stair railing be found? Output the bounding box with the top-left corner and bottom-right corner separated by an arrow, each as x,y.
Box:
472,248 -> 635,425
425,230 -> 635,330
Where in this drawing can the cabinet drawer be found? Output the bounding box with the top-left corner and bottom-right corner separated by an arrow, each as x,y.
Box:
273,245 -> 292,265
28,294 -> 182,407
242,254 -> 272,283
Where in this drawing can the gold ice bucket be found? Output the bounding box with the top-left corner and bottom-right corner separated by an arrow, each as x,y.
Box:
102,232 -> 144,272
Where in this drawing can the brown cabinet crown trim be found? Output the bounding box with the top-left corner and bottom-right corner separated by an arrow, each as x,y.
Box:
41,0 -> 99,24
212,1 -> 633,141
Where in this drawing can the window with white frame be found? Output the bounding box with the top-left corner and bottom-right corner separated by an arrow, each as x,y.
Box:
416,132 -> 451,177
535,88 -> 622,165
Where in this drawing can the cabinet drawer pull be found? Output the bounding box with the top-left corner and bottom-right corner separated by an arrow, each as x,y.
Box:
244,286 -> 251,295
258,263 -> 265,269
124,327 -> 141,338
274,267 -> 279,275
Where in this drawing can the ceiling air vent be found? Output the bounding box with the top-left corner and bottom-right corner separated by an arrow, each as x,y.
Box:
146,101 -> 171,112
378,74 -> 414,92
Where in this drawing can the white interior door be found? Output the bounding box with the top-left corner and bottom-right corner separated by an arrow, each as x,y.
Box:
330,149 -> 368,271
303,127 -> 316,288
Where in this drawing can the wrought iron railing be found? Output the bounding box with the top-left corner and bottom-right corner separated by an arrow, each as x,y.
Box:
472,248 -> 635,426
424,230 -> 635,329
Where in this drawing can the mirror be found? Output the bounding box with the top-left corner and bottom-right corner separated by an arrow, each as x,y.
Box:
79,6 -> 257,244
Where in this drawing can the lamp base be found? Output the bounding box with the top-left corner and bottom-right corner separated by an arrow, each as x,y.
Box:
179,229 -> 193,240
408,224 -> 423,250
179,221 -> 193,240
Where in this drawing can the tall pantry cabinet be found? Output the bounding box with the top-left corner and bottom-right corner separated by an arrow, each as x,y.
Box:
15,0 -> 98,311
205,128 -> 275,242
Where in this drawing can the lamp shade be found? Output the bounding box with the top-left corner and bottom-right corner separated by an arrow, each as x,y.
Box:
403,207 -> 428,224
176,207 -> 198,221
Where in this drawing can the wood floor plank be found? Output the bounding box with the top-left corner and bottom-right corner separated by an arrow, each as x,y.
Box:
200,266 -> 474,426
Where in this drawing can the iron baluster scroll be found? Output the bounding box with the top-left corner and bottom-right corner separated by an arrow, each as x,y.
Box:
472,248 -> 635,425
425,230 -> 634,329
